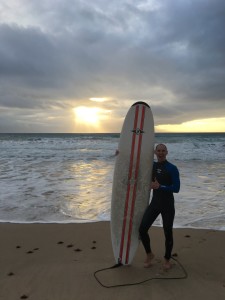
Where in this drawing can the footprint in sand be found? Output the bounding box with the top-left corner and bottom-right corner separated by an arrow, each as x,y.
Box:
74,248 -> 82,252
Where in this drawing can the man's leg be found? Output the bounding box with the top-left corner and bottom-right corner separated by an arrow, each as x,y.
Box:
139,203 -> 159,267
161,205 -> 175,269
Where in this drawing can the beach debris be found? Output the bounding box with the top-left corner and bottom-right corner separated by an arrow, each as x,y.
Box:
185,235 -> 191,238
26,251 -> 33,254
74,248 -> 82,252
57,241 -> 64,244
20,295 -> 28,299
7,272 -> 14,276
91,246 -> 96,250
67,244 -> 73,248
16,245 -> 21,249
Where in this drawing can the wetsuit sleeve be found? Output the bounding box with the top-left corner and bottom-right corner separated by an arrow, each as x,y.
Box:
160,164 -> 180,193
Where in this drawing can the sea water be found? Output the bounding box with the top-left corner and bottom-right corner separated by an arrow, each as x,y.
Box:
0,133 -> 224,230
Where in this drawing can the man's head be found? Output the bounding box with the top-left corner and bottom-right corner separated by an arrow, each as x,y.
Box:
154,144 -> 168,162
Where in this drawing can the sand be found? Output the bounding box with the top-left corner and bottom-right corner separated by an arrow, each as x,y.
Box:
0,222 -> 224,300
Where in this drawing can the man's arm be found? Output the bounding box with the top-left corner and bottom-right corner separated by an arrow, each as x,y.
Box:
159,164 -> 180,193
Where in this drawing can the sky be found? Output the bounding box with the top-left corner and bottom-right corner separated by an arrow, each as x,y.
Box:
0,0 -> 225,133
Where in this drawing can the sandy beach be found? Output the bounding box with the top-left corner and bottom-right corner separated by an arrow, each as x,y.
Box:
0,222 -> 224,300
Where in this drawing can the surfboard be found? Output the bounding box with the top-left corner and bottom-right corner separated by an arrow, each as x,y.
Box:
110,101 -> 154,265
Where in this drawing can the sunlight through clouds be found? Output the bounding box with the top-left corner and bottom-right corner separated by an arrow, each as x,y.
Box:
0,1 -> 225,133
89,98 -> 109,103
73,106 -> 112,132
156,117 -> 225,133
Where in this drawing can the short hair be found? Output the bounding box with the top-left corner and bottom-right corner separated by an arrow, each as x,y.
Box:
155,143 -> 167,151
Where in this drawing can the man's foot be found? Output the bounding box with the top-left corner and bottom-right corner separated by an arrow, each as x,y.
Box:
163,259 -> 172,270
144,253 -> 155,268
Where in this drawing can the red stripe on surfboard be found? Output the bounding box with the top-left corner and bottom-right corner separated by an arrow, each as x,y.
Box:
125,105 -> 146,264
119,105 -> 139,263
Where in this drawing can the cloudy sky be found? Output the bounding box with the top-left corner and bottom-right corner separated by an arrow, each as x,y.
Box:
0,0 -> 225,133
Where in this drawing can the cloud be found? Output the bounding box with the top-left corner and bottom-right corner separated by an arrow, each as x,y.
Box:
0,0 -> 225,132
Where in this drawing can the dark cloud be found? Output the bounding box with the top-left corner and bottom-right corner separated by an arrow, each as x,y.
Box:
0,0 -> 225,132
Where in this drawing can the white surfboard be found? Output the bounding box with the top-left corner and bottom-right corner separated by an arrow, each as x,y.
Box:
111,101 -> 154,265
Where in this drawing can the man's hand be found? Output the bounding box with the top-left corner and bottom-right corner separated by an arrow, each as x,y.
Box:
151,178 -> 160,189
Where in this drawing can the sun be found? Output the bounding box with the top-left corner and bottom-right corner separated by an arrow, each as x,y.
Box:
73,105 -> 112,132
73,106 -> 101,126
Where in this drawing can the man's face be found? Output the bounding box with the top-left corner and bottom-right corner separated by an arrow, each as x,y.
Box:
154,144 -> 168,162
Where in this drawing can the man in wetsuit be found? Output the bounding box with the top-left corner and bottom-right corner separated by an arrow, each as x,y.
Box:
139,143 -> 180,269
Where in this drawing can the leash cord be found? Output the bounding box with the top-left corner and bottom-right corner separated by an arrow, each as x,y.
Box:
94,257 -> 188,288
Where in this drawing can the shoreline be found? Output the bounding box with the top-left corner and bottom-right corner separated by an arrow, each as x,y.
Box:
0,219 -> 224,232
0,222 -> 224,299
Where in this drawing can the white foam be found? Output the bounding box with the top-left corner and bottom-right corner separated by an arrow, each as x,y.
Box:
0,133 -> 225,231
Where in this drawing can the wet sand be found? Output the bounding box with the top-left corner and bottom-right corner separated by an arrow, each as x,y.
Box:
0,222 -> 224,300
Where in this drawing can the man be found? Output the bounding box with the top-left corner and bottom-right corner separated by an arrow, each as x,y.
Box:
139,144 -> 180,269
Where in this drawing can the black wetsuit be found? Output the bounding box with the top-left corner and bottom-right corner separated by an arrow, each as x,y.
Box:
139,160 -> 180,260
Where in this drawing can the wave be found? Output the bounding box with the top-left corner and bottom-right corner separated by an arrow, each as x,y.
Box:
0,132 -> 224,162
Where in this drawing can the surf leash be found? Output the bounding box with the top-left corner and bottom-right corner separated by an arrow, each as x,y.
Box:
93,257 -> 188,288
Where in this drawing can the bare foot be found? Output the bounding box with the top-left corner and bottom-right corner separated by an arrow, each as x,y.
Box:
144,253 -> 155,268
163,259 -> 172,270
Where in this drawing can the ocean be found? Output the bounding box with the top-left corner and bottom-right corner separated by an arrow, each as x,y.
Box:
0,132 -> 224,230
